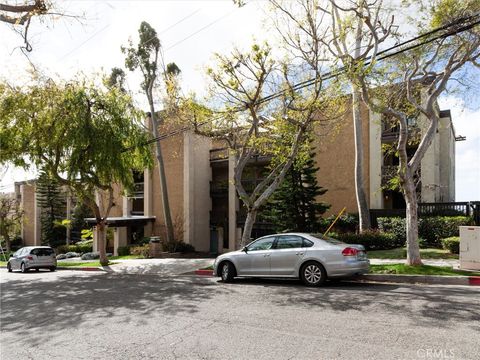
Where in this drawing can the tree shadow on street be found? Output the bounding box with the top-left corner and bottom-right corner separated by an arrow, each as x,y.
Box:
226,277 -> 480,329
0,272 -> 226,347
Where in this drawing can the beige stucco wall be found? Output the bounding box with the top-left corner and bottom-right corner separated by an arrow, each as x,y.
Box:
20,184 -> 36,246
150,132 -> 185,240
369,110 -> 383,209
439,115 -> 455,201
313,100 -> 371,216
183,131 -> 212,252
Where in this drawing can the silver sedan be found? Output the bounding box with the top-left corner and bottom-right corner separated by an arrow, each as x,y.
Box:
213,233 -> 369,286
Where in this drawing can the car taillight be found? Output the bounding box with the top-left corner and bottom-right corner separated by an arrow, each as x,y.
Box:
342,247 -> 358,256
26,256 -> 34,260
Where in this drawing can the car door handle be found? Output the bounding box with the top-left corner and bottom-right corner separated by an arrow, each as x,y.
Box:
263,254 -> 270,257
296,252 -> 304,256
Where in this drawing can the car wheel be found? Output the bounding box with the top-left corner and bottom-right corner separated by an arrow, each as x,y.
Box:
301,261 -> 326,287
220,261 -> 235,283
50,266 -> 56,272
7,263 -> 12,272
21,262 -> 28,273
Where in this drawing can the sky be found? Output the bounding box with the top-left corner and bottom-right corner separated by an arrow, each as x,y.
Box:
0,0 -> 479,201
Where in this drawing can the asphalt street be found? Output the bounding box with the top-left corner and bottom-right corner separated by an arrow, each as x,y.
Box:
1,270 -> 479,360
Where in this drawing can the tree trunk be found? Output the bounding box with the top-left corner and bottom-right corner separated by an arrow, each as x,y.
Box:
148,110 -> 174,243
95,222 -> 109,266
241,209 -> 257,248
5,234 -> 11,253
352,84 -> 371,232
404,175 -> 422,266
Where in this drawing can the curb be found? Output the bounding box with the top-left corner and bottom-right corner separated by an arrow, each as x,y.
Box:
0,265 -> 105,272
195,269 -> 214,276
357,274 -> 480,286
57,266 -> 105,272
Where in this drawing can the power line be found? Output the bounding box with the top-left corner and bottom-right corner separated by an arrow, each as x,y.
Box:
258,12 -> 480,106
165,9 -> 236,51
128,13 -> 480,152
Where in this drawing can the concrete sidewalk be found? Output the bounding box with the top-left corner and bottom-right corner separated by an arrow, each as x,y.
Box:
369,258 -> 460,268
104,258 -> 214,275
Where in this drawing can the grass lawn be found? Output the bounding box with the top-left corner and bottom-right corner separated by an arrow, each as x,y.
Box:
370,264 -> 480,276
368,247 -> 458,260
57,261 -> 117,267
108,255 -> 144,260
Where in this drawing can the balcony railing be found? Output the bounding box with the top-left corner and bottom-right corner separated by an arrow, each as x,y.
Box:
210,181 -> 228,196
382,126 -> 420,142
128,182 -> 144,199
210,148 -> 229,162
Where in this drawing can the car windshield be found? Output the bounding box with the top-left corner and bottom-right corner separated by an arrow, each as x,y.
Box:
310,234 -> 345,245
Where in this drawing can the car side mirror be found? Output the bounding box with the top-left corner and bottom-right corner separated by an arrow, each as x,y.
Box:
9,254 -> 13,258
242,247 -> 248,253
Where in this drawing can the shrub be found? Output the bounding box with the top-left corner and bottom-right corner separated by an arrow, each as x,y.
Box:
419,216 -> 472,248
56,241 -> 93,255
336,231 -> 398,250
378,216 -> 472,248
378,217 -> 406,246
441,236 -> 460,254
327,213 -> 359,233
130,245 -> 149,258
162,241 -> 195,253
117,246 -> 131,256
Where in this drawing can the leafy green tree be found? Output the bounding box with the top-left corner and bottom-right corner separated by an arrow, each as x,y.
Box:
0,77 -> 152,265
71,202 -> 93,242
36,169 -> 65,247
263,149 -> 330,232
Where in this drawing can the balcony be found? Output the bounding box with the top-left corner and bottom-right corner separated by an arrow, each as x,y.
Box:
381,125 -> 420,142
128,182 -> 144,199
210,181 -> 228,197
210,148 -> 229,164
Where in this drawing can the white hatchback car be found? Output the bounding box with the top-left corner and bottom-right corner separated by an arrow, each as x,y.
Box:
213,233 -> 369,286
7,246 -> 57,273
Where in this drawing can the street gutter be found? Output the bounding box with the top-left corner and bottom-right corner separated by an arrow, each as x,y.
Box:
357,274 -> 480,286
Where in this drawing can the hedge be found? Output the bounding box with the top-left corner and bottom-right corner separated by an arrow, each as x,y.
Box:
441,237 -> 460,254
378,216 -> 472,248
56,241 -> 93,255
336,231 -> 398,250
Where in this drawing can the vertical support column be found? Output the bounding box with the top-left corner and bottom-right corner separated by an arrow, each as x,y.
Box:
420,113 -> 440,202
369,110 -> 384,209
33,190 -> 41,246
93,227 -> 98,252
113,227 -> 128,256
66,192 -> 72,244
122,196 -> 132,217
217,227 -> 224,254
143,167 -> 153,237
183,131 -> 194,244
228,151 -> 237,251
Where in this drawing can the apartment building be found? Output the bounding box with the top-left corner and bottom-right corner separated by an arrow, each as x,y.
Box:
15,102 -> 457,255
